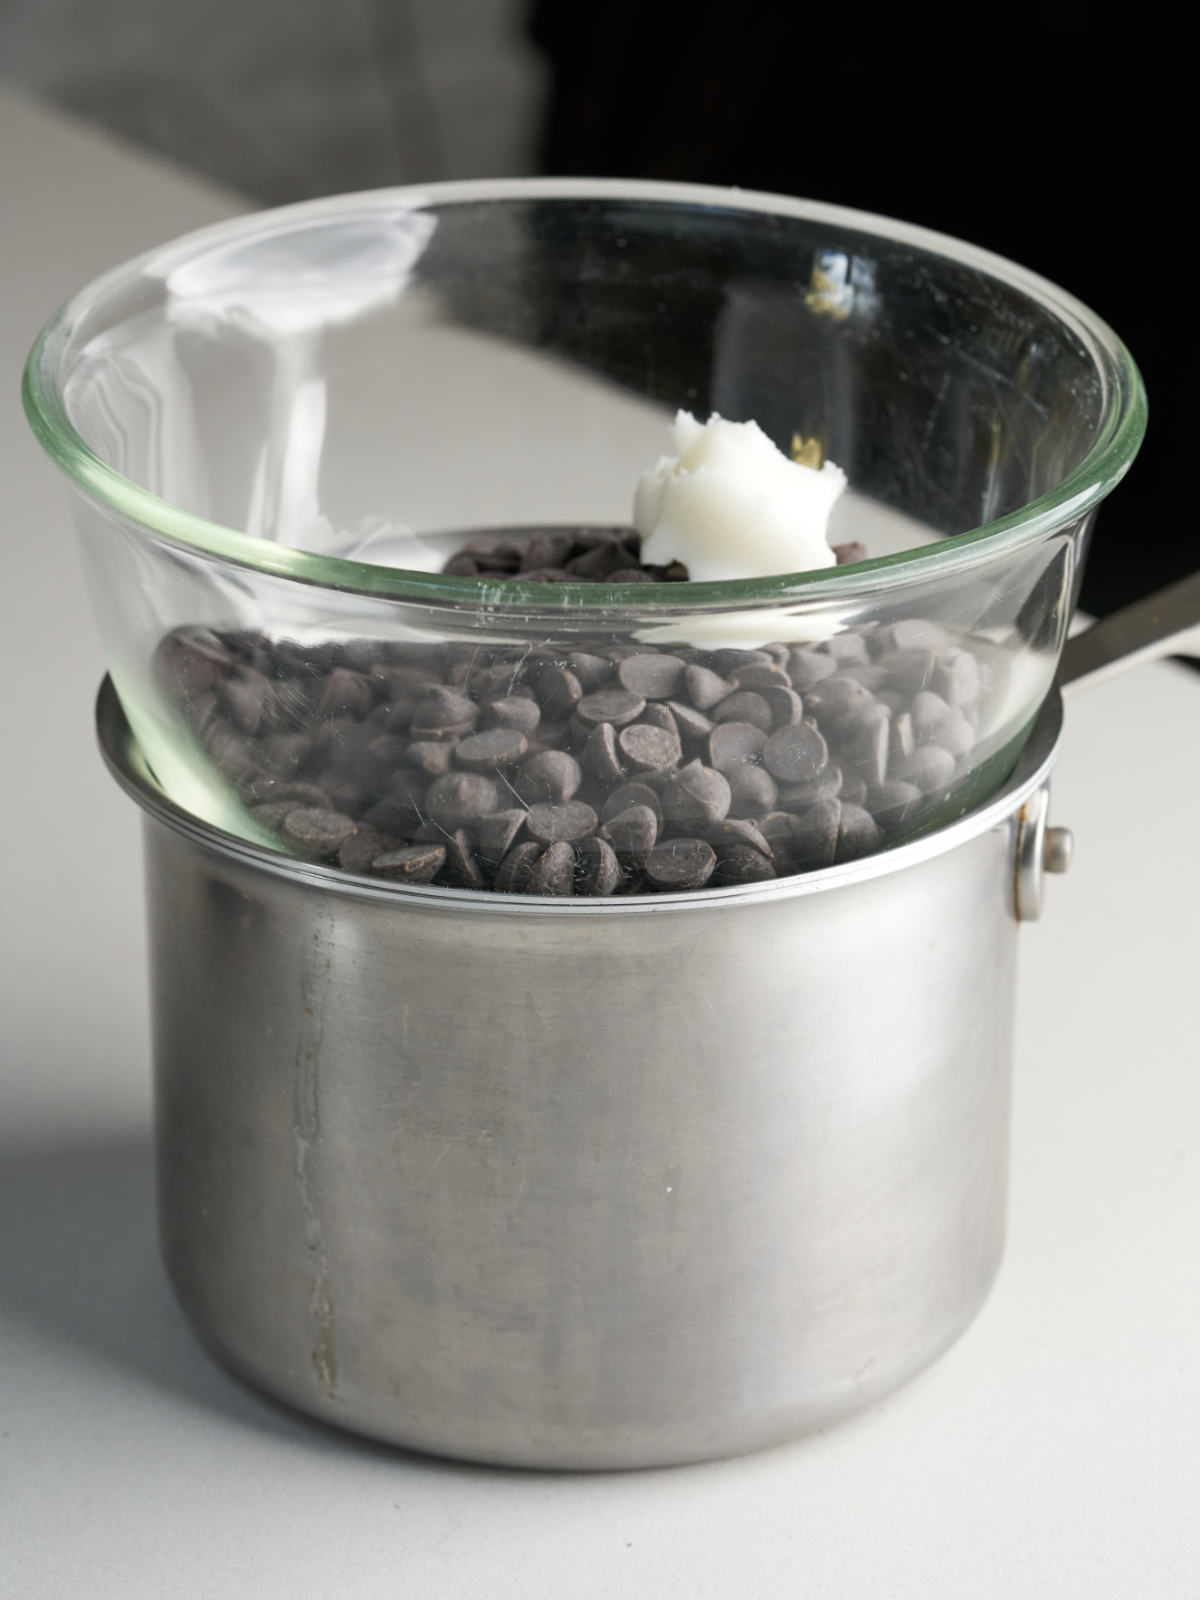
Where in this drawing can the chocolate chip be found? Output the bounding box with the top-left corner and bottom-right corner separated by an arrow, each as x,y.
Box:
600,804 -> 659,863
474,808 -> 527,862
455,728 -> 529,769
576,836 -> 623,897
406,739 -> 458,776
804,676 -> 875,727
514,749 -> 582,804
618,721 -> 682,771
217,670 -> 271,735
371,844 -> 446,883
730,663 -> 792,691
866,781 -> 923,829
411,687 -> 479,738
876,648 -> 938,695
832,540 -> 868,565
319,667 -> 373,720
762,723 -> 829,783
661,762 -> 732,826
754,685 -> 799,729
601,783 -> 663,827
441,830 -> 487,889
618,653 -> 686,699
525,840 -> 576,895
684,663 -> 733,710
836,804 -> 882,862
704,818 -> 774,858
726,763 -> 779,818
154,626 -> 235,697
711,843 -> 777,886
482,695 -> 542,735
787,648 -> 838,692
566,651 -> 614,690
822,633 -> 871,666
338,826 -> 396,874
575,688 -> 646,728
425,771 -> 501,829
495,840 -> 541,892
879,618 -> 952,653
645,837 -> 716,891
534,666 -> 584,721
896,744 -> 957,793
526,801 -> 598,843
666,700 -> 715,741
579,721 -> 625,784
934,647 -> 984,708
711,690 -> 774,731
708,721 -> 768,772
282,807 -> 359,858
788,798 -> 842,870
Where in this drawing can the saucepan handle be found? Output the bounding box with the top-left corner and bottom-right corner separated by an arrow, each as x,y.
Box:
1057,570 -> 1200,697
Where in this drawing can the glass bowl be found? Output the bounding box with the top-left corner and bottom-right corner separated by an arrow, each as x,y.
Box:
23,179 -> 1144,895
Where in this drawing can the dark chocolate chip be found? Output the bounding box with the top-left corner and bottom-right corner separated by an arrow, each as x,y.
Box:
371,844 -> 446,883
711,690 -> 774,731
474,808 -> 527,861
514,749 -> 582,804
708,721 -> 768,772
533,666 -> 584,720
684,663 -> 733,710
406,739 -> 458,776
581,721 -> 626,785
788,798 -> 842,870
338,827 -> 397,874
787,648 -> 838,692
282,807 -> 359,858
866,781 -> 923,828
525,840 -> 576,895
618,721 -> 683,771
618,653 -> 686,700
601,783 -> 663,826
576,836 -> 622,897
599,804 -> 659,863
711,843 -> 777,886
441,830 -> 488,889
726,763 -> 779,818
425,771 -> 501,828
835,804 -> 882,862
666,700 -> 715,740
495,840 -> 541,892
762,722 -> 829,784
566,651 -> 614,690
410,686 -> 479,738
661,762 -> 732,826
575,688 -> 646,728
645,837 -> 717,891
454,728 -> 529,769
526,801 -> 598,844
481,695 -> 542,735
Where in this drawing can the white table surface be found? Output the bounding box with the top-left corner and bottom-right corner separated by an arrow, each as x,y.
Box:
2,87 -> 1198,1600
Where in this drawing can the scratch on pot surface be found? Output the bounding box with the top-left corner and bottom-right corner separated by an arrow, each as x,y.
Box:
294,923 -> 339,1401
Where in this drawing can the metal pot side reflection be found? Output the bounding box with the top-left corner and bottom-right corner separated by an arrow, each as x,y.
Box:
98,678 -> 1064,1469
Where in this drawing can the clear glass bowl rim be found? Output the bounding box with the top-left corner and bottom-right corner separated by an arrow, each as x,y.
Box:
22,176 -> 1148,612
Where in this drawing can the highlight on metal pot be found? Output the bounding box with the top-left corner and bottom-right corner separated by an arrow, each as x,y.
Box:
25,180 -> 1145,894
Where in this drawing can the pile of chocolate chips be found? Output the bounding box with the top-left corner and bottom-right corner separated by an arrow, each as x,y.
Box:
154,528 -> 987,896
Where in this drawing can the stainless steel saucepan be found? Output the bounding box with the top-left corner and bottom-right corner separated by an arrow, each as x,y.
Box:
96,572 -> 1200,1469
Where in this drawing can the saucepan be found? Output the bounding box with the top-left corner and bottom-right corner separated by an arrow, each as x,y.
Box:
94,572 -> 1199,1469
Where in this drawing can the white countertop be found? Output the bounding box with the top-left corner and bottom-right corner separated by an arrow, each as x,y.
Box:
2,87 -> 1198,1599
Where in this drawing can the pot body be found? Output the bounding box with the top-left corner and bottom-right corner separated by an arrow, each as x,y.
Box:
142,793 -> 1028,1468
